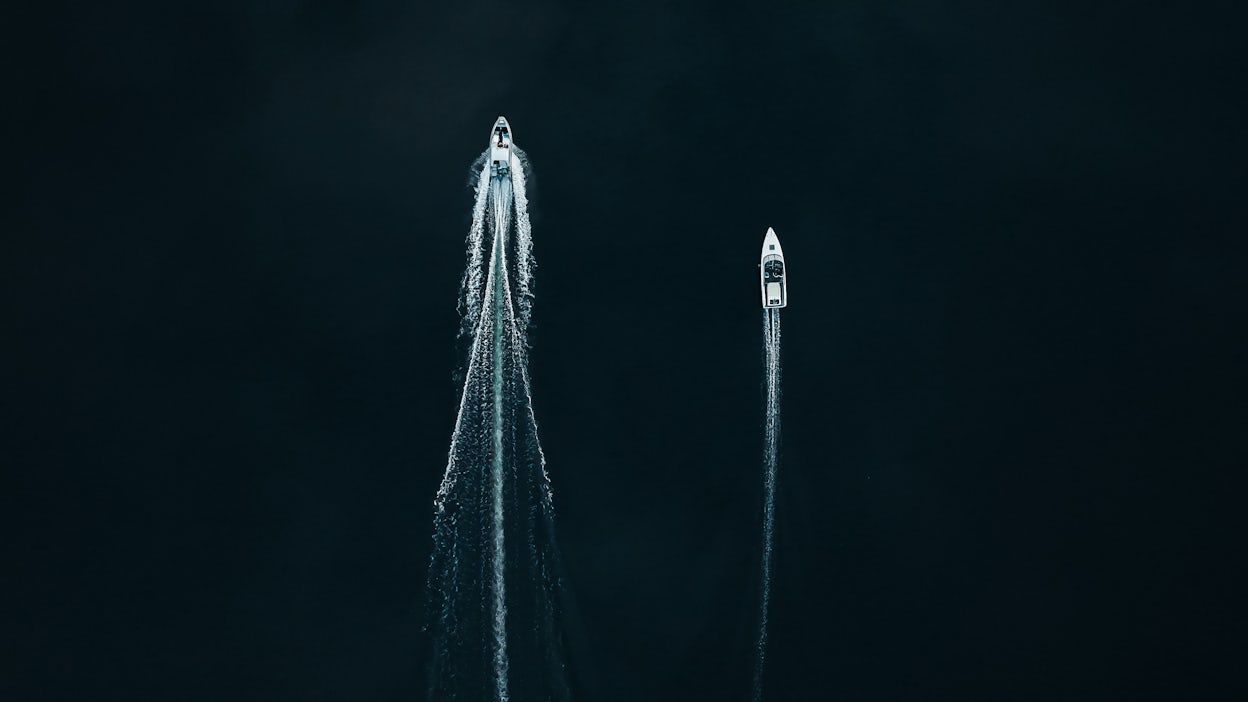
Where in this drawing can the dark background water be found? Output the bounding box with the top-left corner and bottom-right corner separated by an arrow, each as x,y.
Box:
6,1 -> 1244,699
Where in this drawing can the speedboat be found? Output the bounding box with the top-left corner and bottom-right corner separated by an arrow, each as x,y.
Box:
760,227 -> 787,308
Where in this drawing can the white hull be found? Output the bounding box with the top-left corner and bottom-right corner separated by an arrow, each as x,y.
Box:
760,227 -> 787,309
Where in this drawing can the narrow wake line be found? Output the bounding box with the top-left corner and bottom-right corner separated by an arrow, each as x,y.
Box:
753,308 -> 782,702
489,177 -> 511,702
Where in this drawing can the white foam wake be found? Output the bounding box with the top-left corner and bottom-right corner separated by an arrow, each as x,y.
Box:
458,152 -> 493,338
429,146 -> 567,702
488,181 -> 511,702
511,147 -> 535,338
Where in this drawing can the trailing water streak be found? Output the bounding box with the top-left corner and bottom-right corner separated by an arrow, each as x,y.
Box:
429,141 -> 569,702
459,152 -> 493,337
753,308 -> 782,702
488,188 -> 511,702
511,147 -> 535,336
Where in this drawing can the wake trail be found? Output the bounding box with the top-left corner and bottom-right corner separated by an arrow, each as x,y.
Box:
489,174 -> 511,702
429,147 -> 569,702
511,147 -> 535,340
753,308 -> 782,702
458,154 -> 493,339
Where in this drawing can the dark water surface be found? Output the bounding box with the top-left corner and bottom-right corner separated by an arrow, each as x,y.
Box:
7,1 -> 1243,699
